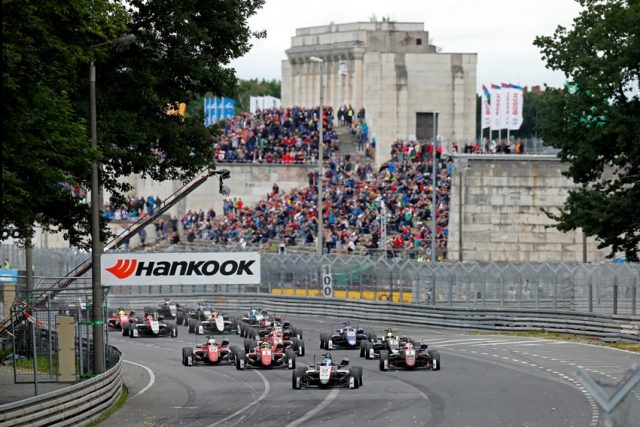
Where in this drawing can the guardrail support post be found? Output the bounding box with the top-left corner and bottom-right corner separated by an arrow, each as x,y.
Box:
448,273 -> 453,307
613,276 -> 618,315
500,273 -> 504,308
632,277 -> 637,316
553,277 -> 557,311
482,275 -> 486,307
588,277 -> 593,313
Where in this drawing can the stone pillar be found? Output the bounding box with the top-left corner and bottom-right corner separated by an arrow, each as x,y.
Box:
353,52 -> 364,110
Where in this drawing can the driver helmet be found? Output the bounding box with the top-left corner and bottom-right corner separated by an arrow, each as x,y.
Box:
386,329 -> 394,338
321,353 -> 332,366
207,338 -> 216,346
261,341 -> 270,349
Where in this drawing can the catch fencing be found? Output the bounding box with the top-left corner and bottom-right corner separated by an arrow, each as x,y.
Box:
2,245 -> 639,316
108,250 -> 640,316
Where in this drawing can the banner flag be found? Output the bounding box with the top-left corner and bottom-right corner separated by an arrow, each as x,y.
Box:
500,83 -> 510,129
508,84 -> 524,130
481,85 -> 492,129
204,97 -> 236,126
490,84 -> 503,129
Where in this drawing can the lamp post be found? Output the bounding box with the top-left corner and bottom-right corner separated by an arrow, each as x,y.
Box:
431,112 -> 438,263
310,56 -> 324,257
90,34 -> 135,374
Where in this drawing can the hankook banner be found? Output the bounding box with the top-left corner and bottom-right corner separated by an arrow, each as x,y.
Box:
101,252 -> 260,286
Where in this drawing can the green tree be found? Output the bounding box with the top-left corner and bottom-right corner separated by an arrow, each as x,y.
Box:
235,78 -> 281,112
534,0 -> 640,261
2,0 -> 265,247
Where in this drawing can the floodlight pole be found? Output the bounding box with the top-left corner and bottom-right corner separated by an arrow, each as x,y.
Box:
311,56 -> 324,257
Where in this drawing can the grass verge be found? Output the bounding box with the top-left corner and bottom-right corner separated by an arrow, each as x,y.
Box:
85,385 -> 128,427
475,330 -> 640,352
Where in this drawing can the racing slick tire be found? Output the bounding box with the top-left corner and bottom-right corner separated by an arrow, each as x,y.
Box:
170,323 -> 178,338
360,340 -> 367,357
292,366 -> 305,389
285,348 -> 296,369
320,333 -> 328,349
352,366 -> 364,387
182,347 -> 193,366
350,367 -> 363,388
243,338 -> 255,353
364,341 -> 374,359
122,323 -> 130,337
235,350 -> 246,370
195,321 -> 202,335
428,350 -> 441,371
293,338 -> 305,356
249,327 -> 257,339
188,319 -> 196,334
379,351 -> 389,371
366,330 -> 377,342
240,322 -> 247,337
292,327 -> 303,340
177,311 -> 185,326
326,339 -> 333,350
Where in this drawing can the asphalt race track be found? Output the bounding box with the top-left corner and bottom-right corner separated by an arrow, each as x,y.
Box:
100,314 -> 640,427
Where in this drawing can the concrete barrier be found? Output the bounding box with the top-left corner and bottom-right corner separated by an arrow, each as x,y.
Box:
109,294 -> 640,342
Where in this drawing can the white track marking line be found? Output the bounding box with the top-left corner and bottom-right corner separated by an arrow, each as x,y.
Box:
124,360 -> 156,399
285,389 -> 340,427
208,370 -> 270,427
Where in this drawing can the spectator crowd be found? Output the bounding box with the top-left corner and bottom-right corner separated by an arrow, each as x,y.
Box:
215,106 -> 340,164
181,140 -> 452,260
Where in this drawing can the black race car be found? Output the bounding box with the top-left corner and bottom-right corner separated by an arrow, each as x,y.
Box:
292,353 -> 363,389
126,309 -> 178,338
360,329 -> 406,359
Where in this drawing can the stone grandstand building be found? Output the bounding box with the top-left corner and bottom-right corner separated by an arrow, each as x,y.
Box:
281,21 -> 477,165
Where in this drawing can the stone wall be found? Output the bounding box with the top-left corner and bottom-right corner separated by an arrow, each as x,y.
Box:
447,155 -> 611,263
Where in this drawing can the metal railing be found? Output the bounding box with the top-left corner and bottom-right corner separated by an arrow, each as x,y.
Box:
0,346 -> 122,426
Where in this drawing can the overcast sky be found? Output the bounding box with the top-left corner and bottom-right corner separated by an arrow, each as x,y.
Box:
229,0 -> 583,93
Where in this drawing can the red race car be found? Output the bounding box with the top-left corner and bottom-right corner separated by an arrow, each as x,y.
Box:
108,310 -> 135,336
379,340 -> 441,371
181,337 -> 239,366
235,341 -> 296,370
244,327 -> 305,356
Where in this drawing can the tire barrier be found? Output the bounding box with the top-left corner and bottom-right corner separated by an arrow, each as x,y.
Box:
108,294 -> 640,342
0,346 -> 123,427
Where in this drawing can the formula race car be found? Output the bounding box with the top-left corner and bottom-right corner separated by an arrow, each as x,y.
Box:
181,337 -> 239,366
188,310 -> 238,335
379,340 -> 441,371
243,326 -> 305,356
156,300 -> 184,324
320,321 -> 376,350
292,353 -> 363,389
125,310 -> 178,338
107,309 -> 135,335
234,341 -> 296,370
179,303 -> 214,325
359,328 -> 407,359
242,307 -> 267,326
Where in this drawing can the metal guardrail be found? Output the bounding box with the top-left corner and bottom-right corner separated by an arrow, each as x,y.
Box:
107,294 -> 640,342
0,346 -> 123,427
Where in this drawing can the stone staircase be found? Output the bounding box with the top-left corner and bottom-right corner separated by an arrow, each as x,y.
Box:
335,125 -> 370,164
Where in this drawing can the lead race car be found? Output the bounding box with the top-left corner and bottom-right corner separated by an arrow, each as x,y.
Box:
126,309 -> 178,338
379,339 -> 441,371
320,321 -> 376,350
292,353 -> 363,389
234,341 -> 296,370
181,337 -> 239,366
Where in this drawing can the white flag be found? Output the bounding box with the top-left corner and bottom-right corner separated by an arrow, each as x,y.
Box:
490,84 -> 503,129
481,85 -> 492,129
508,85 -> 524,130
